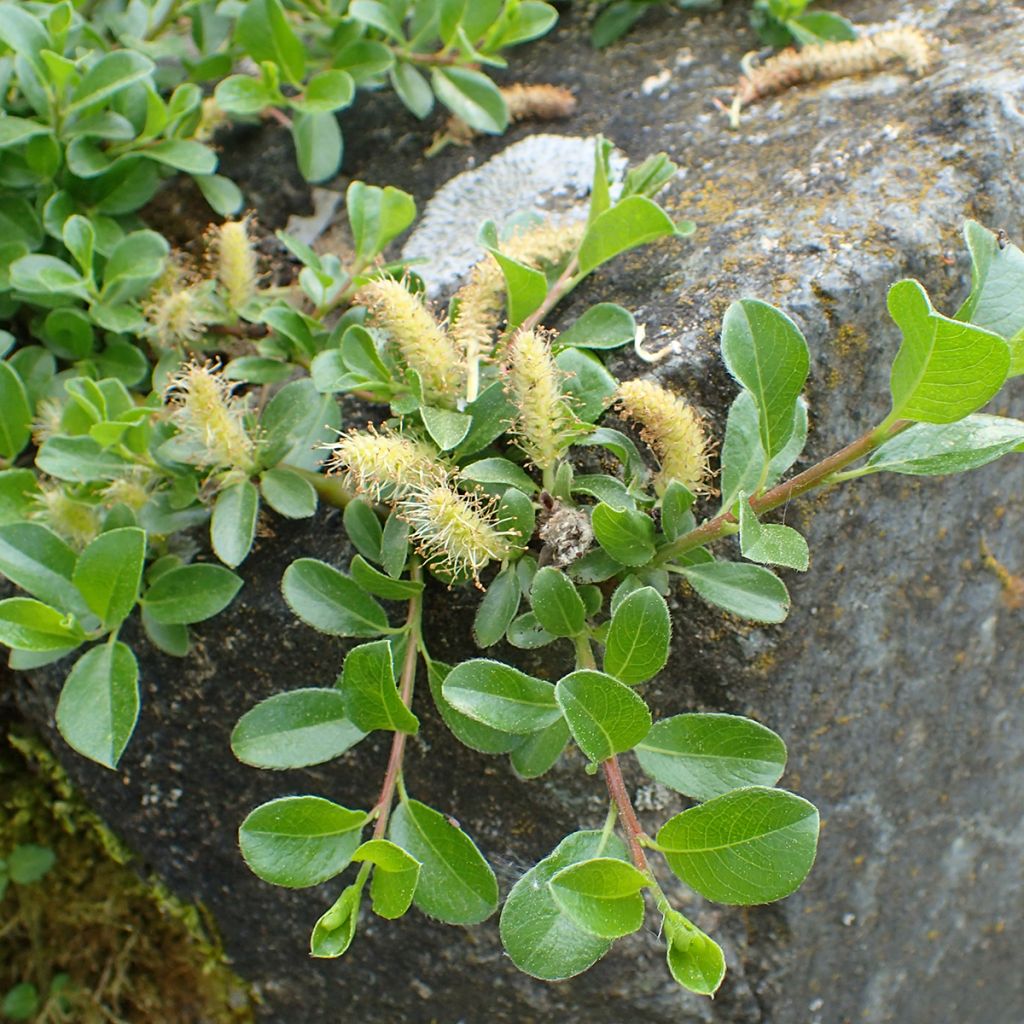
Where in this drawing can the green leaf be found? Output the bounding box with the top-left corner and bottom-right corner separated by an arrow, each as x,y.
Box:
141,564 -> 242,625
36,435 -> 130,482
886,279 -> 1009,424
142,609 -> 190,658
591,1 -> 647,46
211,480 -> 259,569
1,983 -> 39,1021
442,658 -> 561,734
0,598 -> 84,651
235,0 -> 305,84
239,796 -> 367,888
556,303 -> 636,350
231,688 -> 365,769
454,380 -> 516,457
487,247 -> 547,328
380,510 -> 410,578
342,499 -> 383,564
282,558 -> 388,637
350,555 -> 423,600
310,883 -> 361,958
789,10 -> 856,43
500,830 -> 628,979
259,378 -> 339,469
663,910 -> 726,995
259,468 -> 318,518
55,642 -> 139,769
340,639 -> 418,734
195,173 -> 244,216
72,527 -> 145,629
496,487 -> 535,553
297,69 -> 355,113
530,567 -> 586,637
509,716 -> 569,778
548,857 -> 648,939
555,669 -> 652,763
660,480 -> 695,541
721,299 -> 809,460
591,502 -> 655,566
346,181 -> 417,265
420,405 -> 471,450
956,221 -> 1024,372
0,522 -> 84,615
0,470 -> 40,527
213,73 -> 275,115
389,62 -> 434,118
427,660 -> 520,754
9,254 -> 90,300
719,390 -> 766,511
8,844 -> 55,884
472,567 -> 520,647
681,561 -> 789,623
460,458 -> 535,495
506,610 -> 556,649
292,110 -> 343,183
389,798 -> 498,925
866,415 -> 1024,476
656,786 -> 819,904
578,196 -> 680,275
554,347 -> 616,422
352,839 -> 421,919
142,139 -> 217,175
738,498 -> 809,571
67,50 -> 154,113
636,713 -> 787,800
603,586 -> 670,684
431,67 -> 508,134
101,229 -> 169,303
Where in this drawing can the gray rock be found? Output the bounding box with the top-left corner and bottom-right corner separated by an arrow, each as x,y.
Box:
13,1 -> 1024,1022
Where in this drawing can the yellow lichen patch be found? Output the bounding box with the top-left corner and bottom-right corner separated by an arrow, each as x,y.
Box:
616,378 -> 712,496
0,729 -> 253,1024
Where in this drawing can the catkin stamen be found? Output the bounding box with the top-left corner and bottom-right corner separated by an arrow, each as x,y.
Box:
323,428 -> 446,502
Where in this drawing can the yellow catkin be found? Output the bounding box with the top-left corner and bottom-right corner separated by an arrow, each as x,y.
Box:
505,328 -> 578,472
357,278 -> 463,401
616,379 -> 711,496
164,360 -> 256,472
102,473 -> 154,512
735,26 -> 934,107
451,221 -> 586,398
143,283 -> 208,349
211,217 -> 258,312
399,483 -> 513,581
31,484 -> 101,550
437,84 -> 576,149
31,398 -> 64,446
323,428 -> 445,502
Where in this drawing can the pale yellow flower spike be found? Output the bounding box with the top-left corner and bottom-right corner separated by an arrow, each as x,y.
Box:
323,428 -> 446,503
357,278 -> 464,402
617,379 -> 712,496
505,327 -> 578,474
164,360 -> 256,473
31,483 -> 101,551
212,217 -> 258,313
399,483 -> 515,582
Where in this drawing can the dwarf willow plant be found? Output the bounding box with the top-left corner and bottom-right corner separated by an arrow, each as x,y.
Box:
231,209 -> 1024,992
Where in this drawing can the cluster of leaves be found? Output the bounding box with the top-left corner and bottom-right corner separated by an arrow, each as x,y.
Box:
229,164 -> 1024,992
0,0 -> 559,360
0,842 -> 72,1022
591,0 -> 853,49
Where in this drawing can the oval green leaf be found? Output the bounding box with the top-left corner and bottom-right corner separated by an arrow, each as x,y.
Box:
555,669 -> 652,763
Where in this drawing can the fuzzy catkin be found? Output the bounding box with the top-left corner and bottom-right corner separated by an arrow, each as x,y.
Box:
324,429 -> 445,502
735,26 -> 934,107
399,483 -> 513,580
440,84 -> 576,148
505,328 -> 577,471
210,218 -> 258,312
357,279 -> 463,400
617,379 -> 711,496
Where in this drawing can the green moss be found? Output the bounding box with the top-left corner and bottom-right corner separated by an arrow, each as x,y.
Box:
0,726 -> 254,1024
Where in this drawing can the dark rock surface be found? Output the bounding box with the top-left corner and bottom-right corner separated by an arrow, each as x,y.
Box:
14,1 -> 1024,1022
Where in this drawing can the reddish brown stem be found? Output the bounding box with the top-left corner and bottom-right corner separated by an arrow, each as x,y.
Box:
602,757 -> 649,872
372,564 -> 422,840
656,419 -> 911,564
